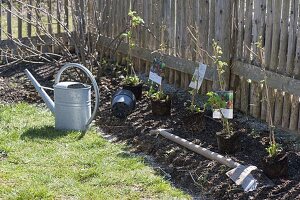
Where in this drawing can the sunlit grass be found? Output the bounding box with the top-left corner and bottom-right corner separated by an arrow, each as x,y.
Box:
0,103 -> 190,199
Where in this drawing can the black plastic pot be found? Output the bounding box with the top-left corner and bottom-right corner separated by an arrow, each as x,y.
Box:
216,131 -> 241,154
111,89 -> 136,119
123,83 -> 143,100
151,98 -> 171,116
262,152 -> 288,179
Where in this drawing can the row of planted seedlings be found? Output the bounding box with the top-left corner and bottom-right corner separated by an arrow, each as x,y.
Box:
110,10 -> 287,181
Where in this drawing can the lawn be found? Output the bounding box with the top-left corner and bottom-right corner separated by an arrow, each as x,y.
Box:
0,103 -> 190,199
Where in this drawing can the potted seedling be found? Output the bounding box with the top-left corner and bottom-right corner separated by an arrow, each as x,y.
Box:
205,41 -> 240,154
183,63 -> 207,132
253,37 -> 288,178
147,57 -> 171,116
121,10 -> 144,100
146,83 -> 171,116
205,91 -> 239,153
146,24 -> 172,116
182,27 -> 211,132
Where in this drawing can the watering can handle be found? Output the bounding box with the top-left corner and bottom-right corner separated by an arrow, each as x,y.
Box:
55,63 -> 100,130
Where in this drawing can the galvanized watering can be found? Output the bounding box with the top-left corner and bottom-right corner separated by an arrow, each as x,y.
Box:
25,63 -> 100,131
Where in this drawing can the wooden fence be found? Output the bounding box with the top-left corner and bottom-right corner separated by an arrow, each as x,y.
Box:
1,0 -> 300,134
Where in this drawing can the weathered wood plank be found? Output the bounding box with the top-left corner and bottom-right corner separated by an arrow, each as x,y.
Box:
0,0 -> 2,41
233,61 -> 300,97
97,35 -> 215,80
250,0 -> 265,118
240,0 -> 252,114
64,0 -> 69,30
264,0 -> 272,69
17,2 -> 22,38
261,0 -> 273,121
269,0 -> 282,71
199,0 -> 209,95
283,0 -> 298,129
7,0 -> 12,38
236,0 -> 245,59
90,35 -> 300,99
214,0 -> 233,90
274,1 -> 289,126
267,0 -> 282,125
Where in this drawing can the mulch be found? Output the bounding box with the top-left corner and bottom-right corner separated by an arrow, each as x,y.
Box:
1,62 -> 300,199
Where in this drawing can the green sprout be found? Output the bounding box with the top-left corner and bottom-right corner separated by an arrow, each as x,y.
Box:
121,10 -> 145,86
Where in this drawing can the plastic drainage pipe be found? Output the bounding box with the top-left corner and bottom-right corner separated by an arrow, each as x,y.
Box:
151,129 -> 240,169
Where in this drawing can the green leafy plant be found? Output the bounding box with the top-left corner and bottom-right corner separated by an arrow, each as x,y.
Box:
186,26 -> 208,114
122,75 -> 141,86
146,84 -> 169,101
186,75 -> 204,113
187,104 -> 202,113
205,41 -> 232,136
151,90 -> 169,101
254,36 -> 279,158
206,91 -> 227,109
205,91 -> 232,135
121,10 -> 144,85
212,40 -> 228,91
266,143 -> 282,158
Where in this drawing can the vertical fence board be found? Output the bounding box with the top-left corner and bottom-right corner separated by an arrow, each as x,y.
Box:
240,0 -> 252,114
207,0 -> 215,91
283,0 -> 298,129
274,1 -> 289,126
261,0 -> 273,121
233,0 -> 241,110
199,0 -> 209,94
270,0 -> 281,71
7,1 -> 12,38
214,0 -> 233,90
17,2 -> 22,38
27,0 -> 32,37
56,0 -> 61,33
179,0 -> 187,88
290,96 -> 300,131
0,0 -> 2,46
250,0 -> 265,118
267,0 -> 282,125
64,0 -> 69,30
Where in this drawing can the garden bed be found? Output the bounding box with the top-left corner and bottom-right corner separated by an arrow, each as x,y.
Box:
1,62 -> 300,199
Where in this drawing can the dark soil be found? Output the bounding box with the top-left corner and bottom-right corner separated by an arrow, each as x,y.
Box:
1,62 -> 300,199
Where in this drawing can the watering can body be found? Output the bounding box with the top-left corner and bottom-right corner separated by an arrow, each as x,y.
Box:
54,82 -> 92,131
25,63 -> 100,131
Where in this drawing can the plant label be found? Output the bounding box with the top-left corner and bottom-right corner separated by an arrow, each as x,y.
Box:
149,58 -> 165,85
189,63 -> 207,90
212,91 -> 233,119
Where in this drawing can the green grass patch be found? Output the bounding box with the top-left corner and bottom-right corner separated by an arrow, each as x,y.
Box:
0,103 -> 190,199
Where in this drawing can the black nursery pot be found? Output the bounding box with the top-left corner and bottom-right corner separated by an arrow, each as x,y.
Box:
151,98 -> 171,116
122,83 -> 143,100
216,131 -> 241,154
262,152 -> 288,179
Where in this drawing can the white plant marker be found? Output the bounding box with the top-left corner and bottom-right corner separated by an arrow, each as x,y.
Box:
212,91 -> 234,119
189,63 -> 207,91
149,58 -> 164,85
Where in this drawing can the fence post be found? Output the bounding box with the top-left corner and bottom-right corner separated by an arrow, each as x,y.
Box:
213,0 -> 234,90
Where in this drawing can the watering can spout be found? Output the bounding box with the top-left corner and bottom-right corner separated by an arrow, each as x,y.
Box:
24,69 -> 55,114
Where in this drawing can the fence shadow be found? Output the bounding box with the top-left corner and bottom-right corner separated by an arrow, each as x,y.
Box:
20,126 -> 70,140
